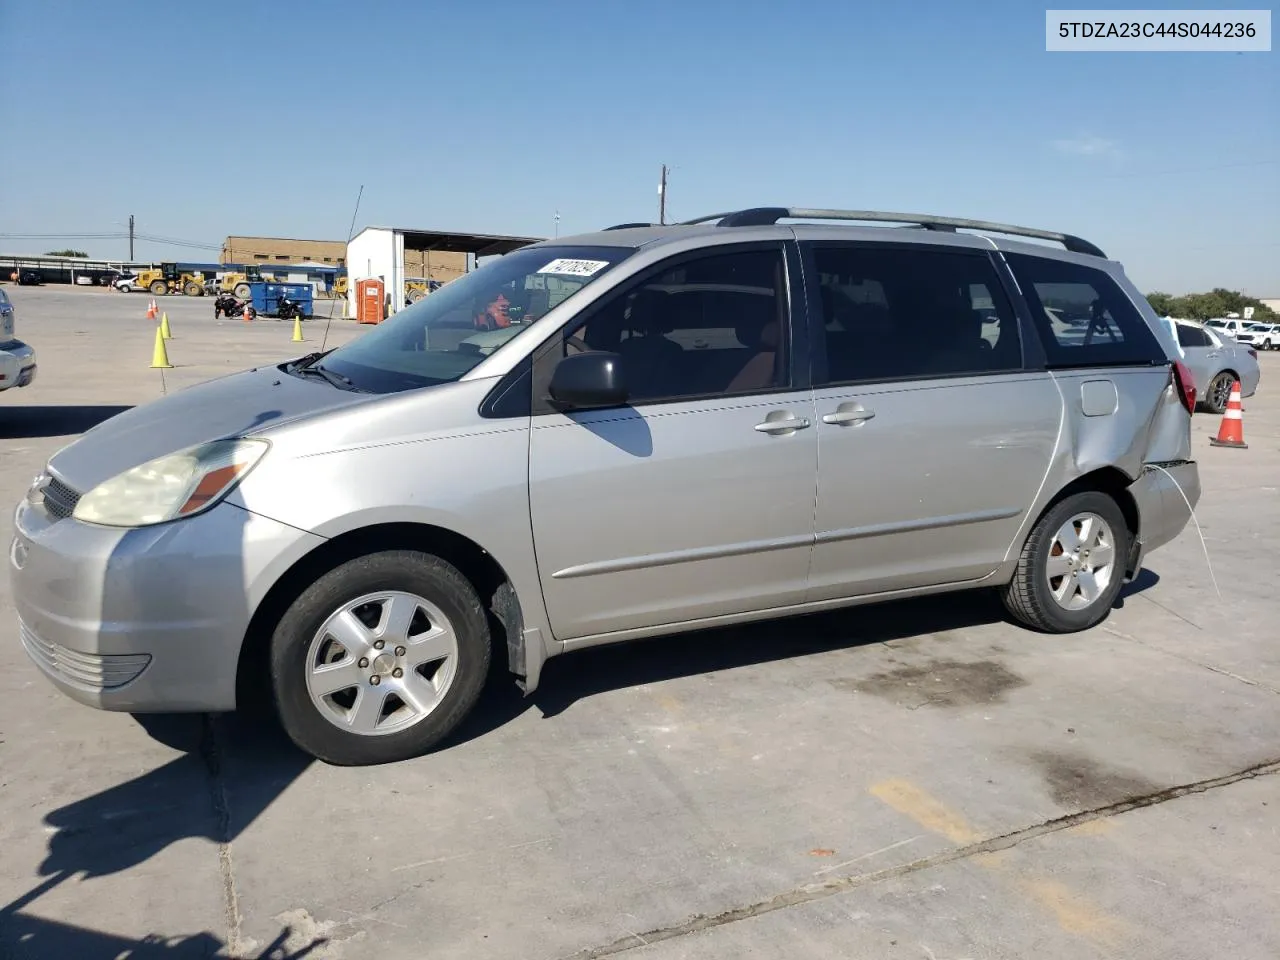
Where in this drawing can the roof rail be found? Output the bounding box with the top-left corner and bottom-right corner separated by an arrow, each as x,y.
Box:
680,207 -> 1107,258
602,222 -> 658,230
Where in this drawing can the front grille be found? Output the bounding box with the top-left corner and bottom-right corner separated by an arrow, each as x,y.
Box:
42,477 -> 80,521
20,622 -> 151,691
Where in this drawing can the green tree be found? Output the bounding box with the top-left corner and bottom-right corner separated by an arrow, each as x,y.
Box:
1144,288 -> 1276,322
45,248 -> 88,258
1145,292 -> 1176,316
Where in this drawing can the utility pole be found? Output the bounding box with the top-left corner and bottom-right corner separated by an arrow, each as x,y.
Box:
128,214 -> 135,260
554,210 -> 560,238
658,165 -> 668,225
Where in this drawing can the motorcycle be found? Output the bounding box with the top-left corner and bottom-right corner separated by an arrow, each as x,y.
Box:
213,293 -> 256,320
275,296 -> 307,322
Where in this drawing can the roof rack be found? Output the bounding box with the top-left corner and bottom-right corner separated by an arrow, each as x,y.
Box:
679,207 -> 1107,258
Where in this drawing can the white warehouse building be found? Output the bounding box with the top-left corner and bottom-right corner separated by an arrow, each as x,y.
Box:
345,226 -> 542,318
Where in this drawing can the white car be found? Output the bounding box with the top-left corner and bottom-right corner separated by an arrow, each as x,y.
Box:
0,288 -> 37,392
1242,322 -> 1280,350
1205,318 -> 1251,341
114,274 -> 143,293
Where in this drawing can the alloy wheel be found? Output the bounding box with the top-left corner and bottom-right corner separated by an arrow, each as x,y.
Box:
1045,512 -> 1117,611
304,591 -> 458,736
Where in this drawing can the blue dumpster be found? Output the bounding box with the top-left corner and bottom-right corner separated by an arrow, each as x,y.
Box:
248,282 -> 314,318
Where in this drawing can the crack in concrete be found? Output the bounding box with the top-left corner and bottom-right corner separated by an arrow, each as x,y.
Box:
1102,625 -> 1280,695
199,714 -> 244,958
559,757 -> 1280,959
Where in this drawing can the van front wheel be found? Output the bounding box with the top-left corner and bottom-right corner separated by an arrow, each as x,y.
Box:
270,550 -> 491,765
1001,492 -> 1130,634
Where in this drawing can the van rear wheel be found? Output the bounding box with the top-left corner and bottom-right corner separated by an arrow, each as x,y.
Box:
269,550 -> 491,765
1001,491 -> 1130,634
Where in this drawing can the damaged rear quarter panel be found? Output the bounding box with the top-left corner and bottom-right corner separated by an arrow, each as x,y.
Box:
1051,367 -> 1184,480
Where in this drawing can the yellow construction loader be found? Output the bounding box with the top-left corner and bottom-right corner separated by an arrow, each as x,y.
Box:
134,263 -> 209,297
212,266 -> 265,300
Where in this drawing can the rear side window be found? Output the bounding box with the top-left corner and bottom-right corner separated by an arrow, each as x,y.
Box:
1176,324 -> 1212,348
810,244 -> 1023,385
1004,254 -> 1165,368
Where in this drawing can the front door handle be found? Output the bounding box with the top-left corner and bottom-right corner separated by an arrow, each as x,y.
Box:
822,402 -> 875,425
754,414 -> 811,434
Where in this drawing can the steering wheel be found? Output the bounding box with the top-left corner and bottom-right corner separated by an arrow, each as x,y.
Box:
565,334 -> 591,353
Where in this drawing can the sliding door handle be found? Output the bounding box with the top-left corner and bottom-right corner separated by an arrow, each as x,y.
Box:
822,403 -> 875,425
754,416 -> 811,434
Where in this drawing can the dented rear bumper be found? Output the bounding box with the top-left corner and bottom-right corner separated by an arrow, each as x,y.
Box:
1125,461 -> 1201,578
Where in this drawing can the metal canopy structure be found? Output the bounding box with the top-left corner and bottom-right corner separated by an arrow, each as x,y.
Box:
345,225 -> 548,318
386,228 -> 544,257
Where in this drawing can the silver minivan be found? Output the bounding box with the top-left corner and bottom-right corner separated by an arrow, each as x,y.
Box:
11,208 -> 1202,765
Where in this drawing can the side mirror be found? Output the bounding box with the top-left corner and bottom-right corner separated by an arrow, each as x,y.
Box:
548,351 -> 628,409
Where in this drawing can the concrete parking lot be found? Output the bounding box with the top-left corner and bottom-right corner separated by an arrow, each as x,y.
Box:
2,286 -> 1278,960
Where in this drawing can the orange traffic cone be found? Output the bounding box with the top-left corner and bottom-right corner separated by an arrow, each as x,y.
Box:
242,304 -> 253,323
1209,380 -> 1248,449
147,298 -> 157,320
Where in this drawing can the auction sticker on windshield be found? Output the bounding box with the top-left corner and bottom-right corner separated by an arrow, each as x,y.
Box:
537,258 -> 610,277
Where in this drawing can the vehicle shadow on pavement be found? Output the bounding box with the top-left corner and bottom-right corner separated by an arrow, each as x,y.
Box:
454,569 -> 1167,741
1116,567 -> 1161,606
0,404 -> 132,439
0,912 -> 327,960
446,589 -> 1000,743
0,712 -> 316,958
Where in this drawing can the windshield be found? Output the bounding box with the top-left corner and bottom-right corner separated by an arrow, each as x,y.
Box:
319,245 -> 632,393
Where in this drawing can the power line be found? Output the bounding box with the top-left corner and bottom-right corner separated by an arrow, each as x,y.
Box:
0,232 -> 129,240
1,230 -> 223,253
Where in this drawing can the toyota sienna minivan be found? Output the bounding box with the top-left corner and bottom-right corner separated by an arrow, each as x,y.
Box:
11,207 -> 1201,765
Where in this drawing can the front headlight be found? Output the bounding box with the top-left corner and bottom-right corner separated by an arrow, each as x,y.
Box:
72,439 -> 269,527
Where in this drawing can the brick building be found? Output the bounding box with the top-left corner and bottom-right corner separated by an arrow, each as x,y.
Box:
221,236 -> 347,267
401,247 -> 469,284
221,235 -> 468,283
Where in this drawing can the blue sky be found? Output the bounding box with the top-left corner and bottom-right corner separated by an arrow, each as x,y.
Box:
1,0 -> 1275,294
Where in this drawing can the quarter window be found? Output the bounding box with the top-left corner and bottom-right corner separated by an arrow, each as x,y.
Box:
810,245 -> 1023,385
1176,324 -> 1212,349
549,247 -> 789,405
1003,254 -> 1165,368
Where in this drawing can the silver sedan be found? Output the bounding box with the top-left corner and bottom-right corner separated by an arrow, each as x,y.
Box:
1173,319 -> 1261,414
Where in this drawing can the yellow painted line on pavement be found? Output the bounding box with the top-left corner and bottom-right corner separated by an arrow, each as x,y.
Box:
869,778 -> 1129,947
869,779 -> 982,845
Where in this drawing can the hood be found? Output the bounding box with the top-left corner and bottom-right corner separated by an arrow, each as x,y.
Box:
48,364 -> 376,492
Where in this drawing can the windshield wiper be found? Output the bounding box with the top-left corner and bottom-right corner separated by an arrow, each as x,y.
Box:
287,349 -> 334,372
285,352 -> 359,391
294,363 -> 358,390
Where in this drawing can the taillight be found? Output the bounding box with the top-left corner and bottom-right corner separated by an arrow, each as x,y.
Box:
1248,348 -> 1258,359
1173,361 -> 1197,415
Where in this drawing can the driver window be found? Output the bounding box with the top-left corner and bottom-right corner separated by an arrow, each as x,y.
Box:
552,247 -> 789,405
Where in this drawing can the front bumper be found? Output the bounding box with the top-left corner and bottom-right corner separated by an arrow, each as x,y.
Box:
1126,461 -> 1201,574
10,494 -> 324,712
0,339 -> 36,390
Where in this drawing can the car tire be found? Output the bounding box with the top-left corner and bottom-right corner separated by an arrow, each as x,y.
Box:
269,550 -> 492,766
1203,371 -> 1236,415
1001,491 -> 1130,634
